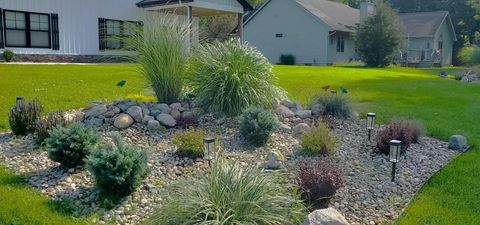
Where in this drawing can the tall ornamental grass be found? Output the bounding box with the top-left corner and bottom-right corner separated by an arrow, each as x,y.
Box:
146,160 -> 306,225
124,14 -> 191,104
187,39 -> 285,116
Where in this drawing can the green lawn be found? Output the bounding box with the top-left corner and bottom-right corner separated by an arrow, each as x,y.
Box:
0,64 -> 479,224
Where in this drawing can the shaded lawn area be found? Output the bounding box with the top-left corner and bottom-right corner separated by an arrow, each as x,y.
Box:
0,64 -> 478,224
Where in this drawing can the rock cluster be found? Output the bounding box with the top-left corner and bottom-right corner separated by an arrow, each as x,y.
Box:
274,100 -> 315,136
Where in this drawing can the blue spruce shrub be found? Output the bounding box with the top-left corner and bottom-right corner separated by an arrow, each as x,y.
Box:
239,107 -> 279,147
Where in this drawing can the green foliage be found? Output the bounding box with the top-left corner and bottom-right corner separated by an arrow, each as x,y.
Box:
124,14 -> 190,104
187,39 -> 285,116
458,45 -> 480,66
35,111 -> 69,145
2,50 -> 14,62
8,98 -> 43,135
172,129 -> 205,158
87,133 -> 149,197
46,122 -> 100,168
279,54 -> 296,65
356,0 -> 404,67
146,160 -> 307,225
239,107 -> 278,147
313,94 -> 352,119
300,123 -> 336,156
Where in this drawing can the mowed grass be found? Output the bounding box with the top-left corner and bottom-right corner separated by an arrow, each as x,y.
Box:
0,64 -> 479,224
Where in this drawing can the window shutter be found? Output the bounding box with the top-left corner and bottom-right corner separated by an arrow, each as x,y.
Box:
51,13 -> 60,50
0,8 -> 4,49
98,18 -> 106,51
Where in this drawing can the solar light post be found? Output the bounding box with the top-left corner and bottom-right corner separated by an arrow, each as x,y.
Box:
331,90 -> 337,96
203,136 -> 215,167
16,96 -> 24,105
366,113 -> 376,141
389,140 -> 402,182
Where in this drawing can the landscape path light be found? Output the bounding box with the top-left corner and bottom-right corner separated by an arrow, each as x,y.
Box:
16,96 -> 24,105
331,90 -> 337,96
389,140 -> 402,182
203,136 -> 215,167
366,113 -> 376,141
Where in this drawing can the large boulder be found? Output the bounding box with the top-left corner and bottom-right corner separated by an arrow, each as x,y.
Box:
303,208 -> 350,225
275,105 -> 295,118
116,100 -> 136,112
293,123 -> 311,136
152,103 -> 171,114
448,135 -> 468,152
126,106 -> 143,122
114,114 -> 134,129
170,109 -> 182,120
84,104 -> 107,118
170,102 -> 182,110
296,110 -> 312,119
156,113 -> 176,127
147,120 -> 163,132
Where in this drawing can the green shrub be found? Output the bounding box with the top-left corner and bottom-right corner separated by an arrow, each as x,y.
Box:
313,94 -> 352,119
187,39 -> 285,116
458,45 -> 480,66
239,107 -> 278,147
172,129 -> 205,158
8,98 -> 43,135
300,123 -> 336,155
46,123 -> 100,168
2,50 -> 14,62
87,133 -> 149,197
279,54 -> 296,65
124,14 -> 191,104
375,119 -> 424,155
35,111 -> 69,145
146,160 -> 306,225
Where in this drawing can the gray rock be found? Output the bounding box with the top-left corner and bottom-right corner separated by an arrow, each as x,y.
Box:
295,110 -> 312,119
146,120 -> 163,131
84,117 -> 104,127
182,111 -> 194,121
279,123 -> 291,132
156,113 -> 176,127
170,109 -> 181,120
303,208 -> 350,225
104,110 -> 117,118
65,111 -> 85,122
275,105 -> 295,118
448,135 -> 468,151
142,116 -> 154,124
117,101 -> 136,112
264,151 -> 283,170
126,106 -> 143,122
141,106 -> 150,118
152,103 -> 171,114
84,105 -> 107,118
170,102 -> 182,110
281,100 -> 296,109
311,104 -> 323,115
293,123 -> 310,136
149,110 -> 162,117
114,114 -> 134,129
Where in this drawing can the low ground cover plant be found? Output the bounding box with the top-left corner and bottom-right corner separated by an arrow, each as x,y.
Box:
172,129 -> 205,158
293,158 -> 344,209
35,111 -> 69,145
187,39 -> 285,116
46,122 -> 99,168
87,133 -> 149,197
239,107 -> 278,147
300,122 -> 336,155
375,119 -> 424,155
313,94 -> 352,119
147,160 -> 306,224
8,98 -> 43,135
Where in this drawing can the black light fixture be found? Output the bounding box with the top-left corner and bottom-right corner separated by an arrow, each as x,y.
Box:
16,96 -> 24,105
203,136 -> 215,166
366,113 -> 376,140
389,140 -> 402,182
331,90 -> 337,96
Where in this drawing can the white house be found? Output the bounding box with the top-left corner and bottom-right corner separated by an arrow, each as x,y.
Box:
243,0 -> 456,67
0,0 -> 252,62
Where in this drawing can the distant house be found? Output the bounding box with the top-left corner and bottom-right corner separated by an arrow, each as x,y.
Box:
243,0 -> 456,67
0,0 -> 252,62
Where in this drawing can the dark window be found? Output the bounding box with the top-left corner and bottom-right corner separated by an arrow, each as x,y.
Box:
426,42 -> 430,49
3,10 -> 51,48
337,36 -> 344,52
275,33 -> 283,38
438,41 -> 443,50
99,19 -> 140,50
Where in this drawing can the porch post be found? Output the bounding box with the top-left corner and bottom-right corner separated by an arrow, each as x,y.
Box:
237,13 -> 244,41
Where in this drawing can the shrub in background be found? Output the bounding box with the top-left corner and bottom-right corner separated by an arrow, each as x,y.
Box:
2,50 -> 14,62
313,94 -> 352,119
35,111 -> 69,145
124,14 -> 191,104
279,54 -> 296,65
375,119 -> 424,155
8,98 -> 43,135
172,129 -> 205,158
293,158 -> 344,209
458,45 -> 480,66
300,122 -> 336,156
187,39 -> 285,116
87,133 -> 149,197
46,123 -> 99,168
239,107 -> 278,147
146,160 -> 306,225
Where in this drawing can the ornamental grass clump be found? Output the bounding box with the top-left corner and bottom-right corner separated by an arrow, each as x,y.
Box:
313,94 -> 352,119
172,129 -> 205,158
187,39 -> 285,116
8,98 -> 43,135
239,107 -> 279,147
35,111 -> 69,145
375,119 -> 424,155
300,122 -> 336,156
87,133 -> 149,197
46,122 -> 99,168
124,14 -> 191,104
146,160 -> 307,225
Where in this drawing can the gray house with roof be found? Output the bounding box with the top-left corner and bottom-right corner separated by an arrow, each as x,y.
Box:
243,0 -> 456,67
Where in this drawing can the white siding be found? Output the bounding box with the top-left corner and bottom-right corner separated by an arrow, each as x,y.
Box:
244,0 -> 331,65
327,33 -> 358,64
434,19 -> 454,66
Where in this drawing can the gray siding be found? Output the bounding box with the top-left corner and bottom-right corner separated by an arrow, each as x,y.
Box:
434,19 -> 454,66
327,33 -> 357,64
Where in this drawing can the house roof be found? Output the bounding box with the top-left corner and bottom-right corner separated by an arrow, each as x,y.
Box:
295,0 -> 359,32
136,0 -> 253,11
399,11 -> 453,38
